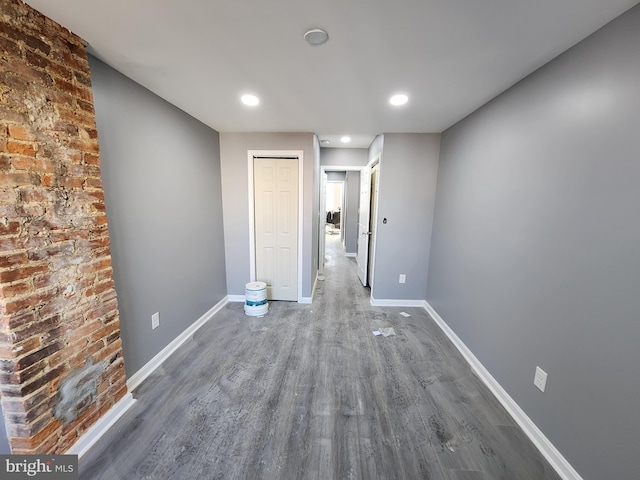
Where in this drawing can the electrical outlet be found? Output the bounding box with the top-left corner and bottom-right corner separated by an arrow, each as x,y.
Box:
399,274 -> 406,284
534,366 -> 547,393
152,312 -> 160,330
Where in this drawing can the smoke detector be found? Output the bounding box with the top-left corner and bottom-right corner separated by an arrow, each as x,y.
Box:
304,28 -> 329,46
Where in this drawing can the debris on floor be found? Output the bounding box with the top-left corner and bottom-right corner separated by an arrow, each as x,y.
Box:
399,311 -> 410,317
373,327 -> 396,337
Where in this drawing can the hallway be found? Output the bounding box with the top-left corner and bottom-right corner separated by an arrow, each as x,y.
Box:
80,233 -> 560,479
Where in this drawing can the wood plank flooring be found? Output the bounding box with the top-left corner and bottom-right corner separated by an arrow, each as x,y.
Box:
80,234 -> 561,479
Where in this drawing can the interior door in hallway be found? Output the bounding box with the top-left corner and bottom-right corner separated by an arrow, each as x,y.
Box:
367,162 -> 379,287
356,165 -> 371,286
254,158 -> 299,301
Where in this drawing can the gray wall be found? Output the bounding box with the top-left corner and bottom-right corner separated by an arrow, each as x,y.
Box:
0,401 -> 9,453
320,147 -> 369,168
89,57 -> 227,377
326,172 -> 346,182
373,133 -> 440,301
219,133 -> 317,299
427,6 -> 640,479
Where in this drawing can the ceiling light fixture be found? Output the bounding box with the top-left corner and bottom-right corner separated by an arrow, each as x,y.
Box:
320,139 -> 330,145
390,94 -> 409,106
241,94 -> 260,106
340,136 -> 351,143
304,28 -> 329,46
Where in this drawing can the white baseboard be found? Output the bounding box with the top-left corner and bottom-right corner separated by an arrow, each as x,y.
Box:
422,301 -> 582,480
126,297 -> 229,392
67,393 -> 136,458
299,296 -> 312,304
345,252 -> 356,258
227,295 -> 245,302
370,296 -> 426,307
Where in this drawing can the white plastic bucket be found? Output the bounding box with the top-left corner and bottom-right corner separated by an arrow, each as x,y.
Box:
244,281 -> 268,316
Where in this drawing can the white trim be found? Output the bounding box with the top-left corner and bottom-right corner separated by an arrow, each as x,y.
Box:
299,296 -> 312,304
67,393 -> 136,457
367,155 -> 381,291
345,252 -> 356,258
126,297 -> 229,392
309,272 -> 319,302
227,294 -> 246,303
248,150 -> 304,303
322,166 -> 365,171
423,301 -> 583,480
370,297 -> 426,307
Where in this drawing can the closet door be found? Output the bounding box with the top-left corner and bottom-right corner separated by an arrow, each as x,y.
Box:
254,158 -> 298,301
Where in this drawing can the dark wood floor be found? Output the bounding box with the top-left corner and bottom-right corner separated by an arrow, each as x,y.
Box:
80,234 -> 561,479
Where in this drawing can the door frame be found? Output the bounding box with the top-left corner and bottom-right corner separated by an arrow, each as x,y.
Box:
355,154 -> 381,289
367,159 -> 380,287
319,165 -> 363,278
248,150 -> 304,302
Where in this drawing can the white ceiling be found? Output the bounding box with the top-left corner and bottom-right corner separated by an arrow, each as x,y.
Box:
25,0 -> 640,149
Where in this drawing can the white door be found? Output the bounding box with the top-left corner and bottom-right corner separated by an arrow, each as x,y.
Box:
356,165 -> 371,286
367,163 -> 380,286
254,158 -> 298,301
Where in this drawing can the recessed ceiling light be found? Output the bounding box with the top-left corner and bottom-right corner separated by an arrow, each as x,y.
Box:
304,28 -> 329,46
390,94 -> 409,106
340,136 -> 351,143
241,94 -> 260,106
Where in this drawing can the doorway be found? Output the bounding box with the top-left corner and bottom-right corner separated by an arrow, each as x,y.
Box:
319,166 -> 361,278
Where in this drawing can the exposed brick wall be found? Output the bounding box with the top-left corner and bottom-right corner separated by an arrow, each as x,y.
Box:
0,0 -> 127,453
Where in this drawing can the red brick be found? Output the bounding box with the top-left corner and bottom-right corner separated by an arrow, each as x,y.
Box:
47,60 -> 73,81
84,177 -> 103,189
14,314 -> 60,342
0,154 -> 11,171
15,341 -> 62,371
76,99 -> 94,114
73,71 -> 91,87
83,153 -> 100,166
62,51 -> 90,75
6,140 -> 36,156
1,23 -> 51,55
28,242 -> 75,261
4,286 -> 58,316
1,281 -> 31,298
0,35 -> 21,57
0,264 -> 48,284
8,125 -> 36,141
58,176 -> 84,189
0,71 -> 29,91
53,77 -> 92,102
52,121 -> 78,136
24,49 -> 49,69
0,171 -> 40,187
5,310 -> 36,330
0,106 -> 27,124
21,363 -> 66,396
0,220 -> 21,235
11,156 -> 55,173
19,187 -> 55,204
0,0 -> 125,456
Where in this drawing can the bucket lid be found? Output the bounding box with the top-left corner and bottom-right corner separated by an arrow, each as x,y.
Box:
246,281 -> 267,290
